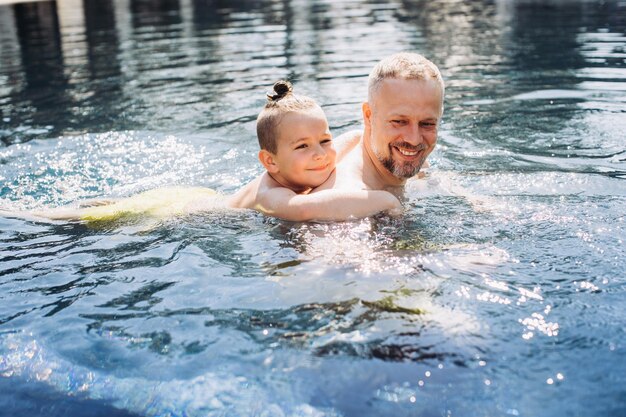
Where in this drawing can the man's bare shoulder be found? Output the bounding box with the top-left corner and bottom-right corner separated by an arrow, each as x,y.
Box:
315,143 -> 368,192
333,129 -> 362,162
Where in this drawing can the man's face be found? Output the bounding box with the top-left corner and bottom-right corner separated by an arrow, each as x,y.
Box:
364,78 -> 443,180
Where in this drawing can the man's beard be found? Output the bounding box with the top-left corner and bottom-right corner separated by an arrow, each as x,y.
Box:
374,142 -> 427,179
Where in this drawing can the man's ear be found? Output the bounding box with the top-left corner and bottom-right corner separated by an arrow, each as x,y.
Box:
362,102 -> 372,128
259,149 -> 279,173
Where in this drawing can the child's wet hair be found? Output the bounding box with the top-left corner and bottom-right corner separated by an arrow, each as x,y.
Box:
257,80 -> 319,154
266,80 -> 293,101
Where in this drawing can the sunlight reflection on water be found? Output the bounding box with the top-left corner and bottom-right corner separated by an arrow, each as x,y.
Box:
1,0 -> 625,416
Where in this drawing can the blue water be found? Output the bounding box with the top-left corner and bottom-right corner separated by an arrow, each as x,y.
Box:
1,0 -> 625,416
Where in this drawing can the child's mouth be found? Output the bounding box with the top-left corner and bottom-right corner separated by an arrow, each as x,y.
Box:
308,163 -> 330,171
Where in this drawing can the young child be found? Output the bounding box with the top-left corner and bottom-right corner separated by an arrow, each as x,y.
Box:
20,81 -> 401,223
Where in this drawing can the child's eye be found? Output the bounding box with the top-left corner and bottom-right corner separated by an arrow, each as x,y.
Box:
320,139 -> 332,145
295,144 -> 308,150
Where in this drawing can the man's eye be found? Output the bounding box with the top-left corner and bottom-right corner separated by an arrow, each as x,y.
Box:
391,120 -> 406,126
420,122 -> 436,128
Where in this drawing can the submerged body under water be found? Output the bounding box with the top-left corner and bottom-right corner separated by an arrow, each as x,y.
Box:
1,0 -> 625,416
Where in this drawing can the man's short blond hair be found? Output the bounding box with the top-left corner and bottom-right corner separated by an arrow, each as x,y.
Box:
367,52 -> 444,102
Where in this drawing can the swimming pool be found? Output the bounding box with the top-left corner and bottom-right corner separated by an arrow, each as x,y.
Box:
1,0 -> 625,416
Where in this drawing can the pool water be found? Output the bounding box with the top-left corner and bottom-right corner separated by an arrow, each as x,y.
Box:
1,0 -> 625,416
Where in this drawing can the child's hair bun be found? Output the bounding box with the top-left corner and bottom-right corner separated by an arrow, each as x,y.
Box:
267,80 -> 293,101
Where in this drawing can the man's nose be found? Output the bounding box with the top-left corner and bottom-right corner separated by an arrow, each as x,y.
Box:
405,123 -> 423,145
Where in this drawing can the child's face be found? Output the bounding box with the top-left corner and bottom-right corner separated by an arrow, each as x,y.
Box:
269,108 -> 336,192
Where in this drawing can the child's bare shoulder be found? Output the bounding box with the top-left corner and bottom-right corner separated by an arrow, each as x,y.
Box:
256,174 -> 297,200
228,173 -> 291,209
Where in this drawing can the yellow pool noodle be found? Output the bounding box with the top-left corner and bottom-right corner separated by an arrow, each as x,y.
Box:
80,186 -> 219,223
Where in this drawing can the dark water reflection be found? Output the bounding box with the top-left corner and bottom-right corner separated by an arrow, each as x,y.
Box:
0,0 -> 623,147
1,1 -> 625,417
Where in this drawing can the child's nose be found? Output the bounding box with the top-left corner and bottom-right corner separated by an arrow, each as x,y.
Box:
313,145 -> 326,159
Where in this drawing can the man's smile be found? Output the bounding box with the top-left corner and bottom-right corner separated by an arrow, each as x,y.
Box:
390,142 -> 426,160
396,147 -> 419,157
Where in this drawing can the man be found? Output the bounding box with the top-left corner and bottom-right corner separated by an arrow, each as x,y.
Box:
319,52 -> 445,196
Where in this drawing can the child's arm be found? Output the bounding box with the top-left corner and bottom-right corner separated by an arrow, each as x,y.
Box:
255,187 -> 402,221
333,129 -> 361,162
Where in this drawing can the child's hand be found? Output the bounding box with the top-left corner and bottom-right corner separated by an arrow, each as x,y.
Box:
416,160 -> 430,179
384,193 -> 403,217
387,205 -> 404,217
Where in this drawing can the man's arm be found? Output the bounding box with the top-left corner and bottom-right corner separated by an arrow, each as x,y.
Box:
255,187 -> 402,221
333,129 -> 362,162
